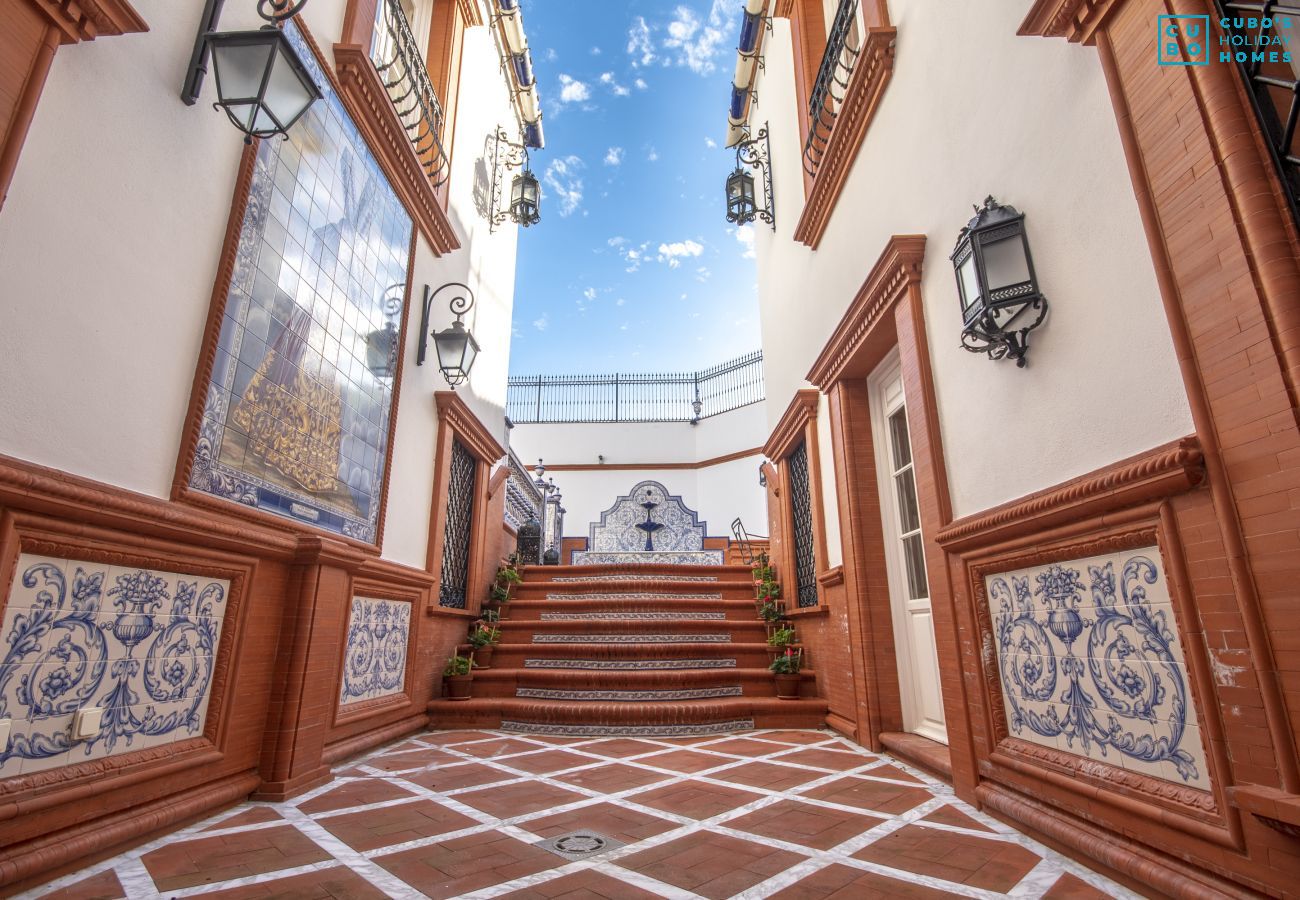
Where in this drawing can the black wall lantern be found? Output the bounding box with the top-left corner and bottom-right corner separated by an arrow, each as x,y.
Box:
951,196 -> 1049,368
182,0 -> 322,143
417,282 -> 480,388
725,123 -> 774,231
490,126 -> 541,231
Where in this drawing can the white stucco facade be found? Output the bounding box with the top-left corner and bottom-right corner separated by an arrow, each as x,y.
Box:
751,0 -> 1194,519
0,0 -> 523,569
509,402 -> 768,541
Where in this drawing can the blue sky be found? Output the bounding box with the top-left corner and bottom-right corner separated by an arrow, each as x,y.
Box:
507,0 -> 760,375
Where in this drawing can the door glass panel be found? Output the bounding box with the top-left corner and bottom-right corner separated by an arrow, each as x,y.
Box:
903,533 -> 928,601
888,407 -> 911,468
894,467 -> 920,534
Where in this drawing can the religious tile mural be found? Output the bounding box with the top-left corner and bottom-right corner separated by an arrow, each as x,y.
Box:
339,597 -> 410,707
588,481 -> 707,552
188,20 -> 412,543
0,554 -> 229,779
987,546 -> 1209,790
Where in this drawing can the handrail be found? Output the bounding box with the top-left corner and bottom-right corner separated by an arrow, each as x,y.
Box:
803,0 -> 861,176
371,0 -> 450,188
506,350 -> 765,423
504,448 -> 543,530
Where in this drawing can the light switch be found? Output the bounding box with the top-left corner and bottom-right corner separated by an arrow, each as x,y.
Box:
0,718 -> 10,749
72,706 -> 104,740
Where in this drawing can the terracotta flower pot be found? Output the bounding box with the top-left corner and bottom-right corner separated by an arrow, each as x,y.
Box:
473,645 -> 495,669
774,673 -> 801,700
445,674 -> 473,700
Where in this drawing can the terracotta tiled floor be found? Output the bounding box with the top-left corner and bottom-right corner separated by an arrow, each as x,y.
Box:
23,729 -> 1134,898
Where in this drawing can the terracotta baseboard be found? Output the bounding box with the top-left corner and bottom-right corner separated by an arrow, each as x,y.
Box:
879,731 -> 953,781
323,713 -> 429,764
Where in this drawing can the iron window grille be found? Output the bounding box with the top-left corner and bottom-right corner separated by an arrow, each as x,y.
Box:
803,0 -> 861,176
1217,2 -> 1300,227
506,350 -> 764,424
439,438 -> 477,608
786,441 -> 819,608
371,0 -> 450,188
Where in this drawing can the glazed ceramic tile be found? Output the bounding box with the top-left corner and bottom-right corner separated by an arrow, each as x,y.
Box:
587,480 -> 708,552
339,597 -> 411,706
987,546 -> 1208,790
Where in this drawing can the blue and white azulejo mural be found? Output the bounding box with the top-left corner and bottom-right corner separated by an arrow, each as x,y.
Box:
588,481 -> 707,552
0,554 -> 229,779
339,597 -> 410,706
987,546 -> 1209,790
188,20 -> 412,544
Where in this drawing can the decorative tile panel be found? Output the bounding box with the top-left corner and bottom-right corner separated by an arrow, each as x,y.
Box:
0,554 -> 229,779
188,21 -> 412,544
339,597 -> 411,706
571,551 -> 724,566
588,481 -> 707,552
987,547 -> 1209,790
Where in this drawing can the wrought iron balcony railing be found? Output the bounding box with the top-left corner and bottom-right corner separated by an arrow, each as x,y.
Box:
1216,2 -> 1300,227
506,350 -> 765,424
803,0 -> 861,176
371,0 -> 449,188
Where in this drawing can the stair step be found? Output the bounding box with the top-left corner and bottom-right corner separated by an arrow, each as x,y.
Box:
522,657 -> 738,670
515,685 -> 745,701
500,720 -> 756,738
551,573 -> 721,583
538,611 -> 727,621
530,633 -> 733,643
503,599 -> 760,620
427,696 -> 829,732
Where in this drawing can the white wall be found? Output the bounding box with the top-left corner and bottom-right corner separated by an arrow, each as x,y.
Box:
752,0 -> 1194,520
0,1 -> 522,569
509,402 -> 768,539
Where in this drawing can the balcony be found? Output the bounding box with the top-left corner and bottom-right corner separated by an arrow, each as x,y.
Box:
802,0 -> 862,177
370,0 -> 450,190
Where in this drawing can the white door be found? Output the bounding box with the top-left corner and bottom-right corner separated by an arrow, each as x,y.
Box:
869,353 -> 947,744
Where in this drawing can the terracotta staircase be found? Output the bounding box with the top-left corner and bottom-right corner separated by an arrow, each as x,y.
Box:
427,563 -> 827,737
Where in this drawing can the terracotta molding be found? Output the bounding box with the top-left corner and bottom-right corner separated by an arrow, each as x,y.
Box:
544,447 -> 764,472
763,390 -> 819,461
30,0 -> 147,43
434,393 -> 506,463
805,235 -> 926,387
936,437 -> 1205,551
792,27 -> 897,249
332,44 -> 460,254
323,713 -> 428,763
816,565 -> 844,588
455,0 -> 482,27
1096,23 -> 1300,794
0,770 -> 259,892
293,536 -> 369,570
976,783 -> 1249,899
1017,0 -> 1120,43
486,463 -> 511,499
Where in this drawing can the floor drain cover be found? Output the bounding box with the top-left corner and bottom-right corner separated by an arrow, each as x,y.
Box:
534,830 -> 624,860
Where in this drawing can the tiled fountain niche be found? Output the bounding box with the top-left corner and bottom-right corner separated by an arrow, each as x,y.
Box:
985,545 -> 1210,791
0,554 -> 230,779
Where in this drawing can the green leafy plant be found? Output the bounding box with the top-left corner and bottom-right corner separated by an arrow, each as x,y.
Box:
443,653 -> 476,677
479,608 -> 500,624
751,551 -> 774,583
757,600 -> 784,623
756,579 -> 781,602
490,583 -> 512,603
468,625 -> 500,649
496,560 -> 523,585
767,626 -> 796,649
769,648 -> 802,675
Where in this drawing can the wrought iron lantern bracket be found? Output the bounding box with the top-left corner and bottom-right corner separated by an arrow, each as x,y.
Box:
417,282 -> 481,388
726,123 -> 775,231
489,126 -> 537,231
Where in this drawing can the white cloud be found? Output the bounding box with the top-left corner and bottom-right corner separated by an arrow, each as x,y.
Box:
545,47 -> 558,62
657,239 -> 704,268
620,323 -> 629,330
696,266 -> 711,282
704,136 -> 717,148
647,147 -> 659,162
599,72 -> 631,96
533,314 -> 549,332
558,74 -> 590,103
616,298 -> 626,306
591,46 -> 602,55
735,225 -> 756,259
662,0 -> 735,75
607,236 -> 627,247
544,155 -> 585,217
635,77 -> 648,90
628,16 -> 656,66
604,146 -> 624,166
583,287 -> 598,301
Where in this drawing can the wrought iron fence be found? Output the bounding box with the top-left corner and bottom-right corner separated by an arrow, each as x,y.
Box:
507,350 -> 764,423
371,0 -> 450,188
803,0 -> 861,176
1216,2 -> 1300,227
503,449 -> 543,531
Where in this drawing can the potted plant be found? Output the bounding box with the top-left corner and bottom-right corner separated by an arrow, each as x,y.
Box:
757,595 -> 785,624
467,624 -> 500,669
485,558 -> 523,616
766,625 -> 796,663
770,648 -> 803,699
751,551 -> 774,585
443,653 -> 476,700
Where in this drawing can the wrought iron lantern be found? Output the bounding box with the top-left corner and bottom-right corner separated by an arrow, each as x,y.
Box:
950,196 -> 1049,368
724,124 -> 774,230
182,0 -> 322,143
416,282 -> 480,388
490,126 -> 541,230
